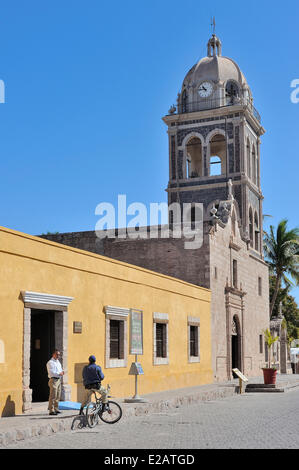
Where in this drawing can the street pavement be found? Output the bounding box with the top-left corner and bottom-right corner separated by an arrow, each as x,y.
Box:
5,388 -> 299,449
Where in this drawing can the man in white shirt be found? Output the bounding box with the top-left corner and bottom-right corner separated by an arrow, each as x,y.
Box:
46,349 -> 64,415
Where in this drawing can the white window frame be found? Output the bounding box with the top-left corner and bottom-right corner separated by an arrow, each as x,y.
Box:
104,306 -> 129,369
188,317 -> 200,363
153,312 -> 169,366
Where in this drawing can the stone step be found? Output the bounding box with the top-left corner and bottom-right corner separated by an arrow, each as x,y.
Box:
246,381 -> 299,393
245,383 -> 285,393
246,384 -> 276,389
246,387 -> 284,393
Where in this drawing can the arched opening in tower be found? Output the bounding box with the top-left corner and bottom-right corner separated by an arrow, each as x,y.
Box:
209,134 -> 226,176
225,80 -> 240,105
249,208 -> 254,248
254,212 -> 259,251
186,137 -> 203,178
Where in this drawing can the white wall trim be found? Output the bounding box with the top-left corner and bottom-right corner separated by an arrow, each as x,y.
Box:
105,311 -> 128,369
153,312 -> 169,323
188,316 -> 201,326
104,306 -> 130,317
21,291 -> 74,307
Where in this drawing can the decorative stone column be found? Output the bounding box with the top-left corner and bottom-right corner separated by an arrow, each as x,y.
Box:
257,138 -> 261,189
22,307 -> 32,412
225,284 -> 246,380
203,146 -> 208,176
239,117 -> 246,174
280,322 -> 288,374
270,303 -> 284,371
54,310 -> 72,401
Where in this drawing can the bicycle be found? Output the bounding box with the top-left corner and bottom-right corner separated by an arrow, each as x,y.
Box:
85,384 -> 122,428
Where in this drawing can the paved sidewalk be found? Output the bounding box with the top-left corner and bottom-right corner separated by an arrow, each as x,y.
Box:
1,374 -> 299,447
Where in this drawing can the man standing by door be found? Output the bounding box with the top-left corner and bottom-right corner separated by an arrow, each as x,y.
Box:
46,349 -> 64,415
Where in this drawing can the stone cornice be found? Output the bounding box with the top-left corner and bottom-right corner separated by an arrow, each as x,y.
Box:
163,103 -> 247,126
163,105 -> 266,136
225,286 -> 247,298
249,253 -> 268,267
229,238 -> 242,252
21,291 -> 74,307
104,306 -> 130,317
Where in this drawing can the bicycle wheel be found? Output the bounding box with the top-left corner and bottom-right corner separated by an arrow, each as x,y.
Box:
99,401 -> 122,424
86,402 -> 99,428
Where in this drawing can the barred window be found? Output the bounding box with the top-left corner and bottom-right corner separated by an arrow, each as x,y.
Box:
190,326 -> 199,357
188,317 -> 200,363
104,306 -> 129,369
156,323 -> 167,358
153,313 -> 169,365
110,319 -> 124,360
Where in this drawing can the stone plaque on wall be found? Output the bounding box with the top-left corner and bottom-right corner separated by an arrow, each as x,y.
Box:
73,321 -> 82,334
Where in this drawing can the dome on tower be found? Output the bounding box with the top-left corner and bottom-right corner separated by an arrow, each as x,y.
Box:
182,55 -> 248,91
176,33 -> 256,118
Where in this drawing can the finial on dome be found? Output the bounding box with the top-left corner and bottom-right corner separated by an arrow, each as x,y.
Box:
207,19 -> 222,57
211,16 -> 216,35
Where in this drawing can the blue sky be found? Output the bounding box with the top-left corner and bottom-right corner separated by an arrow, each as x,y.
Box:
0,0 -> 298,302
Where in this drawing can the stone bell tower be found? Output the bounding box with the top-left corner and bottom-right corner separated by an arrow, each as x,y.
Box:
163,32 -> 266,257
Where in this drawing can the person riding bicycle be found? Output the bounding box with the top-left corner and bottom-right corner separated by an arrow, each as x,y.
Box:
79,355 -> 108,415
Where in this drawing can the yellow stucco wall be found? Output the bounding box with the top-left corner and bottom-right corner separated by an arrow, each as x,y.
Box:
0,226 -> 213,416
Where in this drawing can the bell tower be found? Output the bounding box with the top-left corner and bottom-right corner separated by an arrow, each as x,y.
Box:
163,32 -> 266,256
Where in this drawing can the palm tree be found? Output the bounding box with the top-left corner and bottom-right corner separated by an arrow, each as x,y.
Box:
264,219 -> 299,318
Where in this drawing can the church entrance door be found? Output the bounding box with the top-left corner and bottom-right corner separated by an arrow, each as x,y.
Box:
232,316 -> 241,378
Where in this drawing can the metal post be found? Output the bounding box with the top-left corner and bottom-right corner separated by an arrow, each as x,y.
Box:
133,355 -> 139,399
239,378 -> 243,394
124,355 -> 148,403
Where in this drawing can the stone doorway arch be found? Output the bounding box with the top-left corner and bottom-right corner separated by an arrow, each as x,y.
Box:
21,291 -> 73,412
232,315 -> 242,377
225,286 -> 245,380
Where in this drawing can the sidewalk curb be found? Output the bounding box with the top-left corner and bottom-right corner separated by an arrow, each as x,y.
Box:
245,382 -> 299,394
121,385 -> 238,417
0,385 -> 238,447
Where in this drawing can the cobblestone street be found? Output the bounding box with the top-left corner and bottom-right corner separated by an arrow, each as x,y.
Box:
5,389 -> 299,449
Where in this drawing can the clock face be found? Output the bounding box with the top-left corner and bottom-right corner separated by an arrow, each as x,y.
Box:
198,81 -> 213,98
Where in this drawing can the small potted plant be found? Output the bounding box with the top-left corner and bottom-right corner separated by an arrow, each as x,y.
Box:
262,329 -> 279,385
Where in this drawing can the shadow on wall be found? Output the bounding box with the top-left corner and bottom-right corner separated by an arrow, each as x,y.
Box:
1,395 -> 16,417
74,363 -> 88,403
